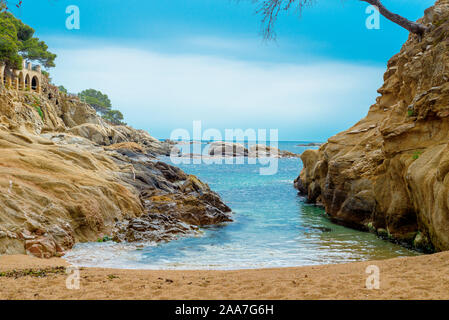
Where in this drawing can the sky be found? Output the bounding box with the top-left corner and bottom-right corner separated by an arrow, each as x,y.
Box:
7,0 -> 435,140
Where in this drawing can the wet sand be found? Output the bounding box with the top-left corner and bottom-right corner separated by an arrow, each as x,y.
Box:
0,252 -> 448,300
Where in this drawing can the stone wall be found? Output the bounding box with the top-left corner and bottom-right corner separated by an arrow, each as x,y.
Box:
1,60 -> 42,93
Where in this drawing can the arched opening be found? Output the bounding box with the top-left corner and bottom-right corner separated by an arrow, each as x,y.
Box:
2,68 -> 7,87
25,74 -> 30,90
31,76 -> 40,92
18,72 -> 24,90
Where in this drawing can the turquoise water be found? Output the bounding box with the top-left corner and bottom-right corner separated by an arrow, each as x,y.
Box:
65,142 -> 419,270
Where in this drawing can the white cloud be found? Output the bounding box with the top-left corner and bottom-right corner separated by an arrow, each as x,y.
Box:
51,43 -> 384,140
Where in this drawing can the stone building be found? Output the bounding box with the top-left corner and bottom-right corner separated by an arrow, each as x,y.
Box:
1,60 -> 42,93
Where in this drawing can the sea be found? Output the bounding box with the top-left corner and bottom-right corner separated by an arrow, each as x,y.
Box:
65,141 -> 419,270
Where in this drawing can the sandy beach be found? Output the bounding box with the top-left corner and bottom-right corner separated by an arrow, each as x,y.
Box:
1,252 -> 448,300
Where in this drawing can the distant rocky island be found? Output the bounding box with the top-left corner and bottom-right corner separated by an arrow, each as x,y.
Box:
296,142 -> 323,147
174,141 -> 301,159
207,141 -> 300,158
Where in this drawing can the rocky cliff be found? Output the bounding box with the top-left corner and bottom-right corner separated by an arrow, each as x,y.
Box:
0,80 -> 231,258
296,0 -> 449,252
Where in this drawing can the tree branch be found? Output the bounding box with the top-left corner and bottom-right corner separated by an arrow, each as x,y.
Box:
361,0 -> 428,35
254,0 -> 315,40
253,0 -> 428,40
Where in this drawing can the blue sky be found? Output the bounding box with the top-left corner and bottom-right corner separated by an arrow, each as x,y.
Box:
9,0 -> 435,140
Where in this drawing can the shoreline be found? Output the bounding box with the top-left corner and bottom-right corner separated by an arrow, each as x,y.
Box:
1,252 -> 448,300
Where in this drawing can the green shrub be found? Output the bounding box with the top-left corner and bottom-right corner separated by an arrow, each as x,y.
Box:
58,85 -> 68,94
412,151 -> 422,160
34,106 -> 43,120
31,97 -> 44,120
97,235 -> 112,243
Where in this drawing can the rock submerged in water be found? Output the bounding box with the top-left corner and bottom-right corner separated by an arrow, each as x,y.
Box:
114,213 -> 198,243
295,0 -> 449,252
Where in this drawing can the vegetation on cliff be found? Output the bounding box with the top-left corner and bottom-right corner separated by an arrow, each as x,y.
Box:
0,2 -> 56,69
78,89 -> 126,125
57,85 -> 67,94
78,89 -> 112,115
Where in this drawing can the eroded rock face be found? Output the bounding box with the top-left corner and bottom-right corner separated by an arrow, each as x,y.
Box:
109,151 -> 233,243
296,0 -> 449,252
114,213 -> 198,243
113,187 -> 232,244
0,128 -> 144,257
0,81 -> 231,257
